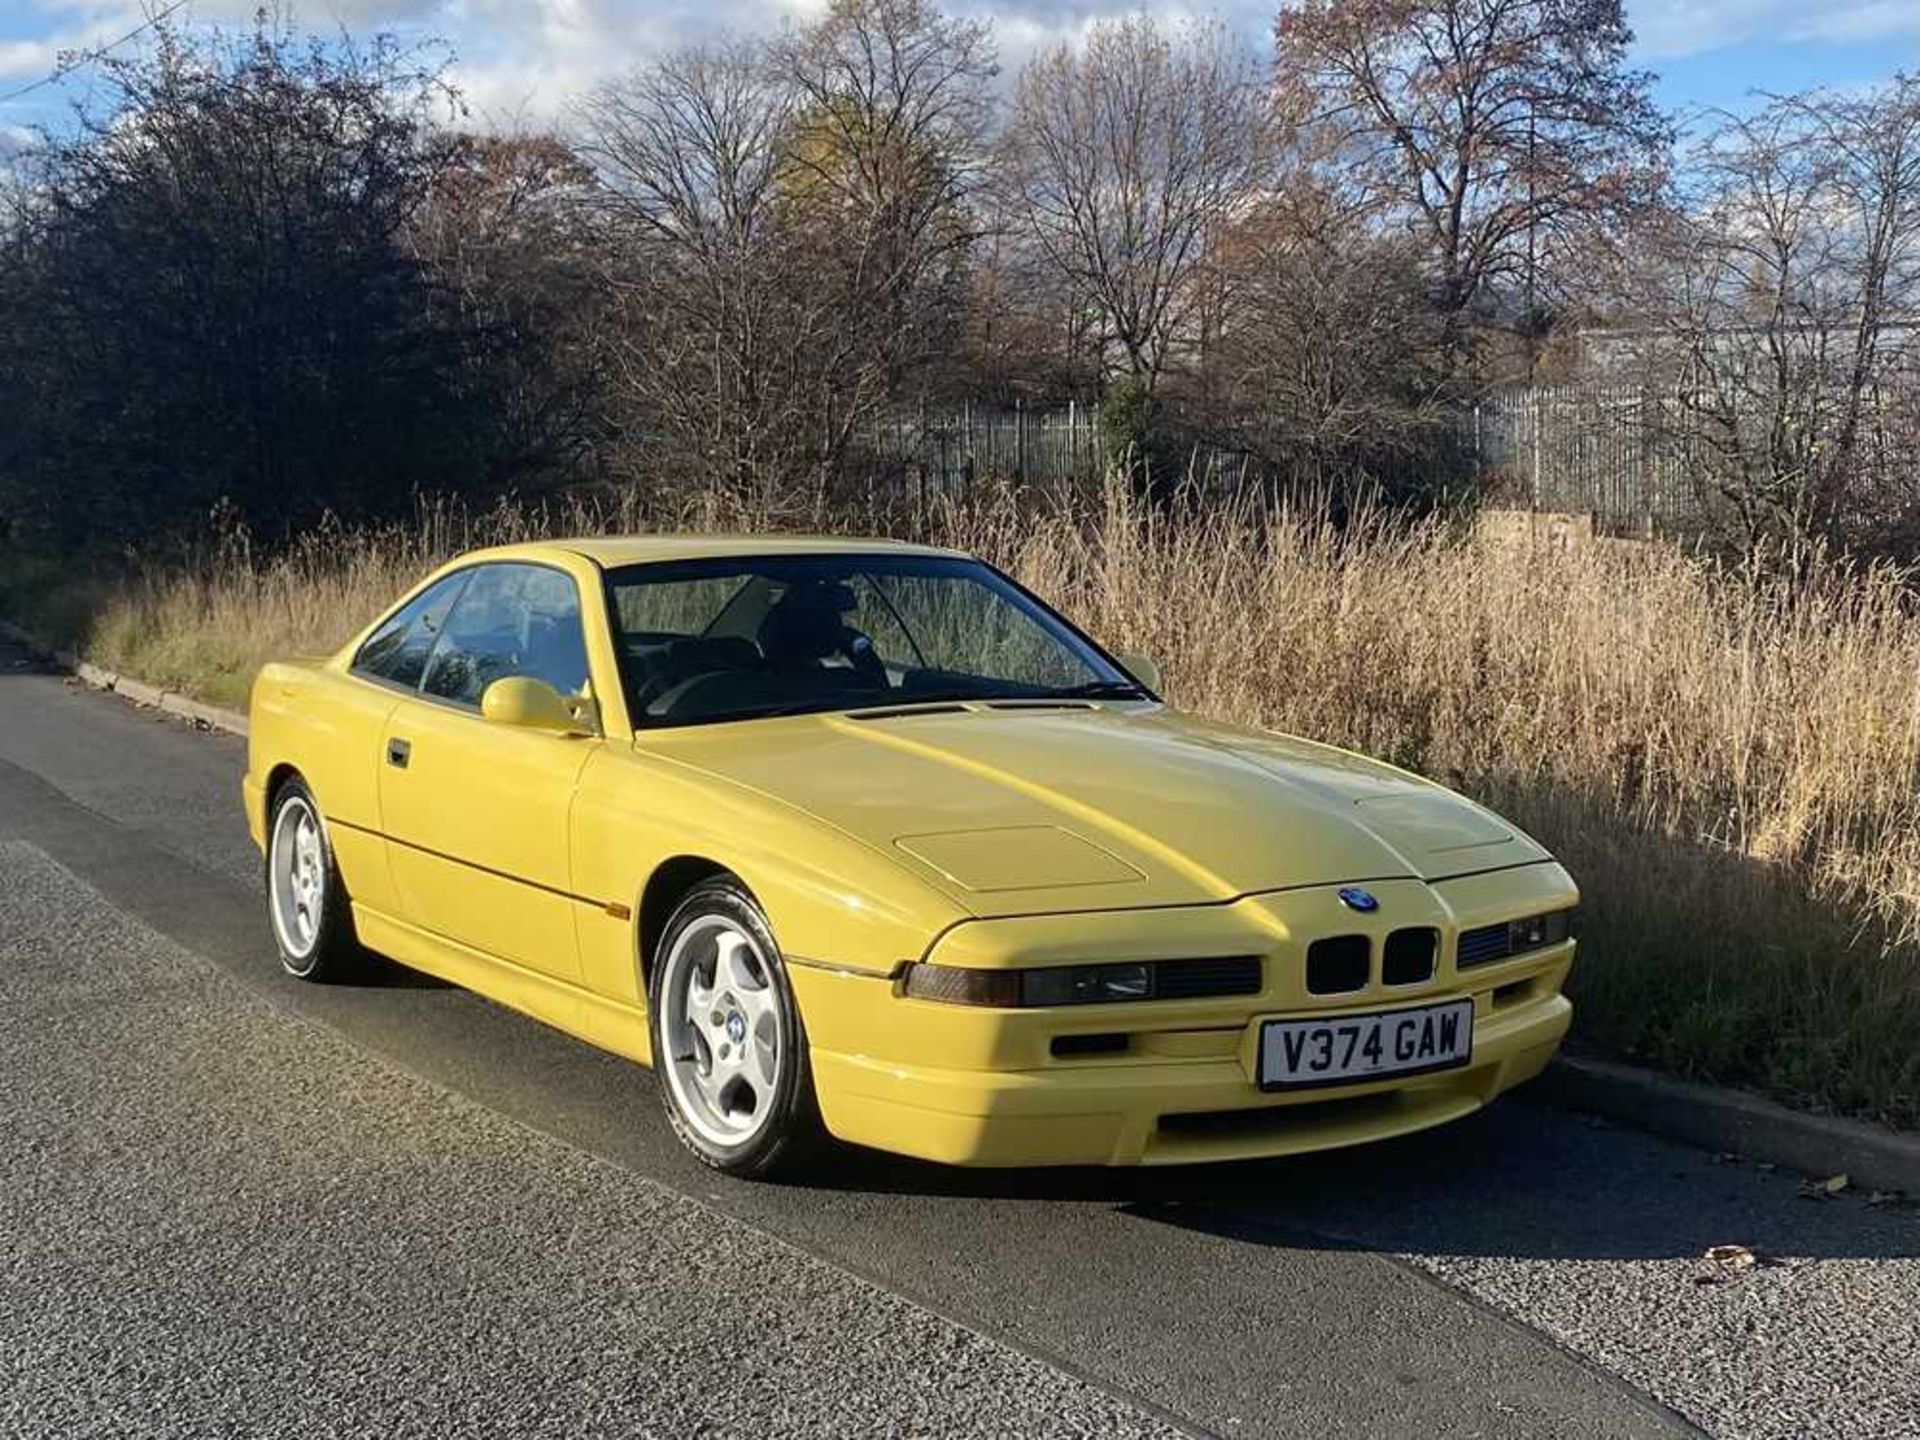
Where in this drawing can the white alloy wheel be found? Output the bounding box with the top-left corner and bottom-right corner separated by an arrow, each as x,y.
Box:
269,792 -> 328,970
264,777 -> 359,982
659,916 -> 785,1147
648,878 -> 819,1177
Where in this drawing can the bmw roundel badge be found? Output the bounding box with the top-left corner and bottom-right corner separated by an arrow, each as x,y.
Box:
1337,887 -> 1380,913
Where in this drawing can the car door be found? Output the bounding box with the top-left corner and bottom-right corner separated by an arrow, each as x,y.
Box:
377,561 -> 599,983
312,569 -> 474,918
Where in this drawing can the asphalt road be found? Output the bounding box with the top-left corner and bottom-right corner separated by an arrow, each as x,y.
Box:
2,636 -> 1915,1439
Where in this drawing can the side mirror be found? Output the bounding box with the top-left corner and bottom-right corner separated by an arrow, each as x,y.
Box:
481,676 -> 595,736
1115,650 -> 1163,695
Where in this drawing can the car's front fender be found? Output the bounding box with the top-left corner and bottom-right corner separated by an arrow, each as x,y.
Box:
568,744 -> 971,1009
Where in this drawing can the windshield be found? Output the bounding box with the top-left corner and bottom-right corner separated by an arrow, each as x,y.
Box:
604,553 -> 1144,728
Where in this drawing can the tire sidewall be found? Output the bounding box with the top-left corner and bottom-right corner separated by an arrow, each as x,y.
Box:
648,878 -> 814,1176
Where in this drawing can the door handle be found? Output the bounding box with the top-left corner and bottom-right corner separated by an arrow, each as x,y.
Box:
387,737 -> 411,769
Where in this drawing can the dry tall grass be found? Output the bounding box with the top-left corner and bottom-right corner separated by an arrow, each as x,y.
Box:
5,483 -> 1916,1123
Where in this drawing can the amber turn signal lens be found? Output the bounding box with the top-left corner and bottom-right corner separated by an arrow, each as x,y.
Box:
900,963 -> 1023,1007
902,959 -> 1185,1007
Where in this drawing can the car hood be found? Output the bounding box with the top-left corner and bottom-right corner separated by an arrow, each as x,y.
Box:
645,703 -> 1550,917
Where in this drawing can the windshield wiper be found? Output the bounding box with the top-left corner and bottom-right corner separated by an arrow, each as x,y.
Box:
1050,680 -> 1149,700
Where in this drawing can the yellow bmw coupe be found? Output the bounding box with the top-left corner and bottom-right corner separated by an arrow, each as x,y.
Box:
245,536 -> 1578,1176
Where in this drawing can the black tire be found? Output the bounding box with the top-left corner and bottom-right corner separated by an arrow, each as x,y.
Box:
648,877 -> 821,1178
264,776 -> 362,983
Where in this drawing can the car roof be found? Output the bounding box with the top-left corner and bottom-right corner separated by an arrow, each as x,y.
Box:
468,534 -> 969,569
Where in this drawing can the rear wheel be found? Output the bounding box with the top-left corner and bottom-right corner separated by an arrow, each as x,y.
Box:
649,877 -> 819,1178
266,777 -> 360,982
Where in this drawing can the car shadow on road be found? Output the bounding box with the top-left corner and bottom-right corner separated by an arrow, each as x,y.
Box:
786,1098 -> 1920,1264
352,951 -> 455,989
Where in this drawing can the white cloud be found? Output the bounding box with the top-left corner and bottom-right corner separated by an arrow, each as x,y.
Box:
6,0 -> 1911,136
1782,0 -> 1920,44
0,36 -> 64,83
1630,0 -> 1920,59
7,0 -> 1255,126
438,0 -> 1264,124
347,0 -> 821,124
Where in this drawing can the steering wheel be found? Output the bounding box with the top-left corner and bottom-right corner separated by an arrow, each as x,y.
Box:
840,626 -> 889,686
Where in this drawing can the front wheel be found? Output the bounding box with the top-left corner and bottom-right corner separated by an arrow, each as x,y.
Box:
649,878 -> 820,1178
266,777 -> 360,982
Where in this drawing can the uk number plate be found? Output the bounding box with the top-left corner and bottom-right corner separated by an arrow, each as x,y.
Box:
1257,999 -> 1474,1091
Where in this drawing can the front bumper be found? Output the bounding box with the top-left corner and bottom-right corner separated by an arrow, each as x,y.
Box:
793,866 -> 1578,1167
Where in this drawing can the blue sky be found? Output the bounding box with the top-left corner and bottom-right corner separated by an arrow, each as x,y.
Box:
3,0 -> 1918,147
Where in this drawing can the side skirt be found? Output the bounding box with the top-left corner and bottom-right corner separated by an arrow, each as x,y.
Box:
352,902 -> 655,1068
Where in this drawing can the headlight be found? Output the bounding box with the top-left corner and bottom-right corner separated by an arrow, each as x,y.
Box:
1466,913 -> 1574,971
1459,908 -> 1578,967
1022,963 -> 1152,1006
1509,909 -> 1577,951
901,957 -> 1259,1007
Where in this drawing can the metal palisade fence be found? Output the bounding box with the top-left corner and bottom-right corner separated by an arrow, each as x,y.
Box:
1468,386 -> 1702,534
865,402 -> 1310,500
865,382 -> 1918,534
866,402 -> 1106,493
1472,380 -> 1920,535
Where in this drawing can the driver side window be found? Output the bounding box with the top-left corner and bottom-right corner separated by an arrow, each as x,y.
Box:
420,563 -> 590,708
353,572 -> 471,689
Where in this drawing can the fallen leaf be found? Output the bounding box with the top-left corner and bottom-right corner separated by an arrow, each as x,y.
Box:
1798,1173 -> 1849,1199
1705,1244 -> 1756,1270
1866,1190 -> 1903,1207
1693,1243 -> 1759,1284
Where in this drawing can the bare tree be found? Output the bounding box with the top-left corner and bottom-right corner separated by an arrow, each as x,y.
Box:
577,0 -> 995,510
1202,179 -> 1456,498
1624,77 -> 1920,563
1003,16 -> 1272,397
1276,0 -> 1669,358
411,133 -> 614,486
774,0 -> 997,482
577,41 -> 812,507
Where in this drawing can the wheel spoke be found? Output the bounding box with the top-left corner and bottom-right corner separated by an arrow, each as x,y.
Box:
718,931 -> 761,993
688,957 -> 716,1017
750,1012 -> 778,1085
709,1065 -> 745,1118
